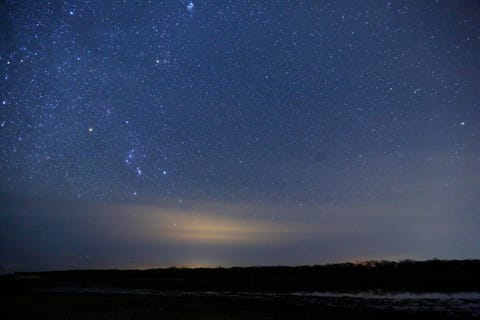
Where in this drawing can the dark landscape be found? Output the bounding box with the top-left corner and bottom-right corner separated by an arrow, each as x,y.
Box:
2,260 -> 480,319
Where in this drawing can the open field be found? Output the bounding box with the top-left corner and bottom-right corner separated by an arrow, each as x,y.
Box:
2,260 -> 479,319
3,291 -> 479,320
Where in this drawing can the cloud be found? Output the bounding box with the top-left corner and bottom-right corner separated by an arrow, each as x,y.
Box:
104,203 -> 315,245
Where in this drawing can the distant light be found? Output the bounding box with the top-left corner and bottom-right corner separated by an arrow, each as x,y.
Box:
460,121 -> 465,126
162,170 -> 167,175
69,11 -> 74,15
88,127 -> 93,132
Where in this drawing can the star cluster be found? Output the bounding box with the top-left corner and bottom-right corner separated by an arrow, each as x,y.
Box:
1,1 -> 479,269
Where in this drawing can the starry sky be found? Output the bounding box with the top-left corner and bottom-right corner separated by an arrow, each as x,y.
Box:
1,1 -> 479,271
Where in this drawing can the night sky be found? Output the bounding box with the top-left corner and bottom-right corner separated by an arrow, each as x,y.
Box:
1,1 -> 479,271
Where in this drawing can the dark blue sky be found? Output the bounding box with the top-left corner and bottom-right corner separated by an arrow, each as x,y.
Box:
1,1 -> 479,271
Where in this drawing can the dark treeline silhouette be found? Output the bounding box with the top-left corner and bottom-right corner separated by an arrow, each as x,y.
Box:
4,259 -> 480,293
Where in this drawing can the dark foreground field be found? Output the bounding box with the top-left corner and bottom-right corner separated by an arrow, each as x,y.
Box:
3,291 -> 477,320
1,260 -> 479,319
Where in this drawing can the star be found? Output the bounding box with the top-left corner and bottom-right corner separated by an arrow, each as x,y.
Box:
1,0 -> 479,268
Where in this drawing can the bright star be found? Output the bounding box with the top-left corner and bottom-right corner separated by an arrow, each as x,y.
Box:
460,121 -> 465,126
88,127 -> 93,132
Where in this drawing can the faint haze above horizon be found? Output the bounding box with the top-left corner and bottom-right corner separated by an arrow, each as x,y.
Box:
1,1 -> 479,271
